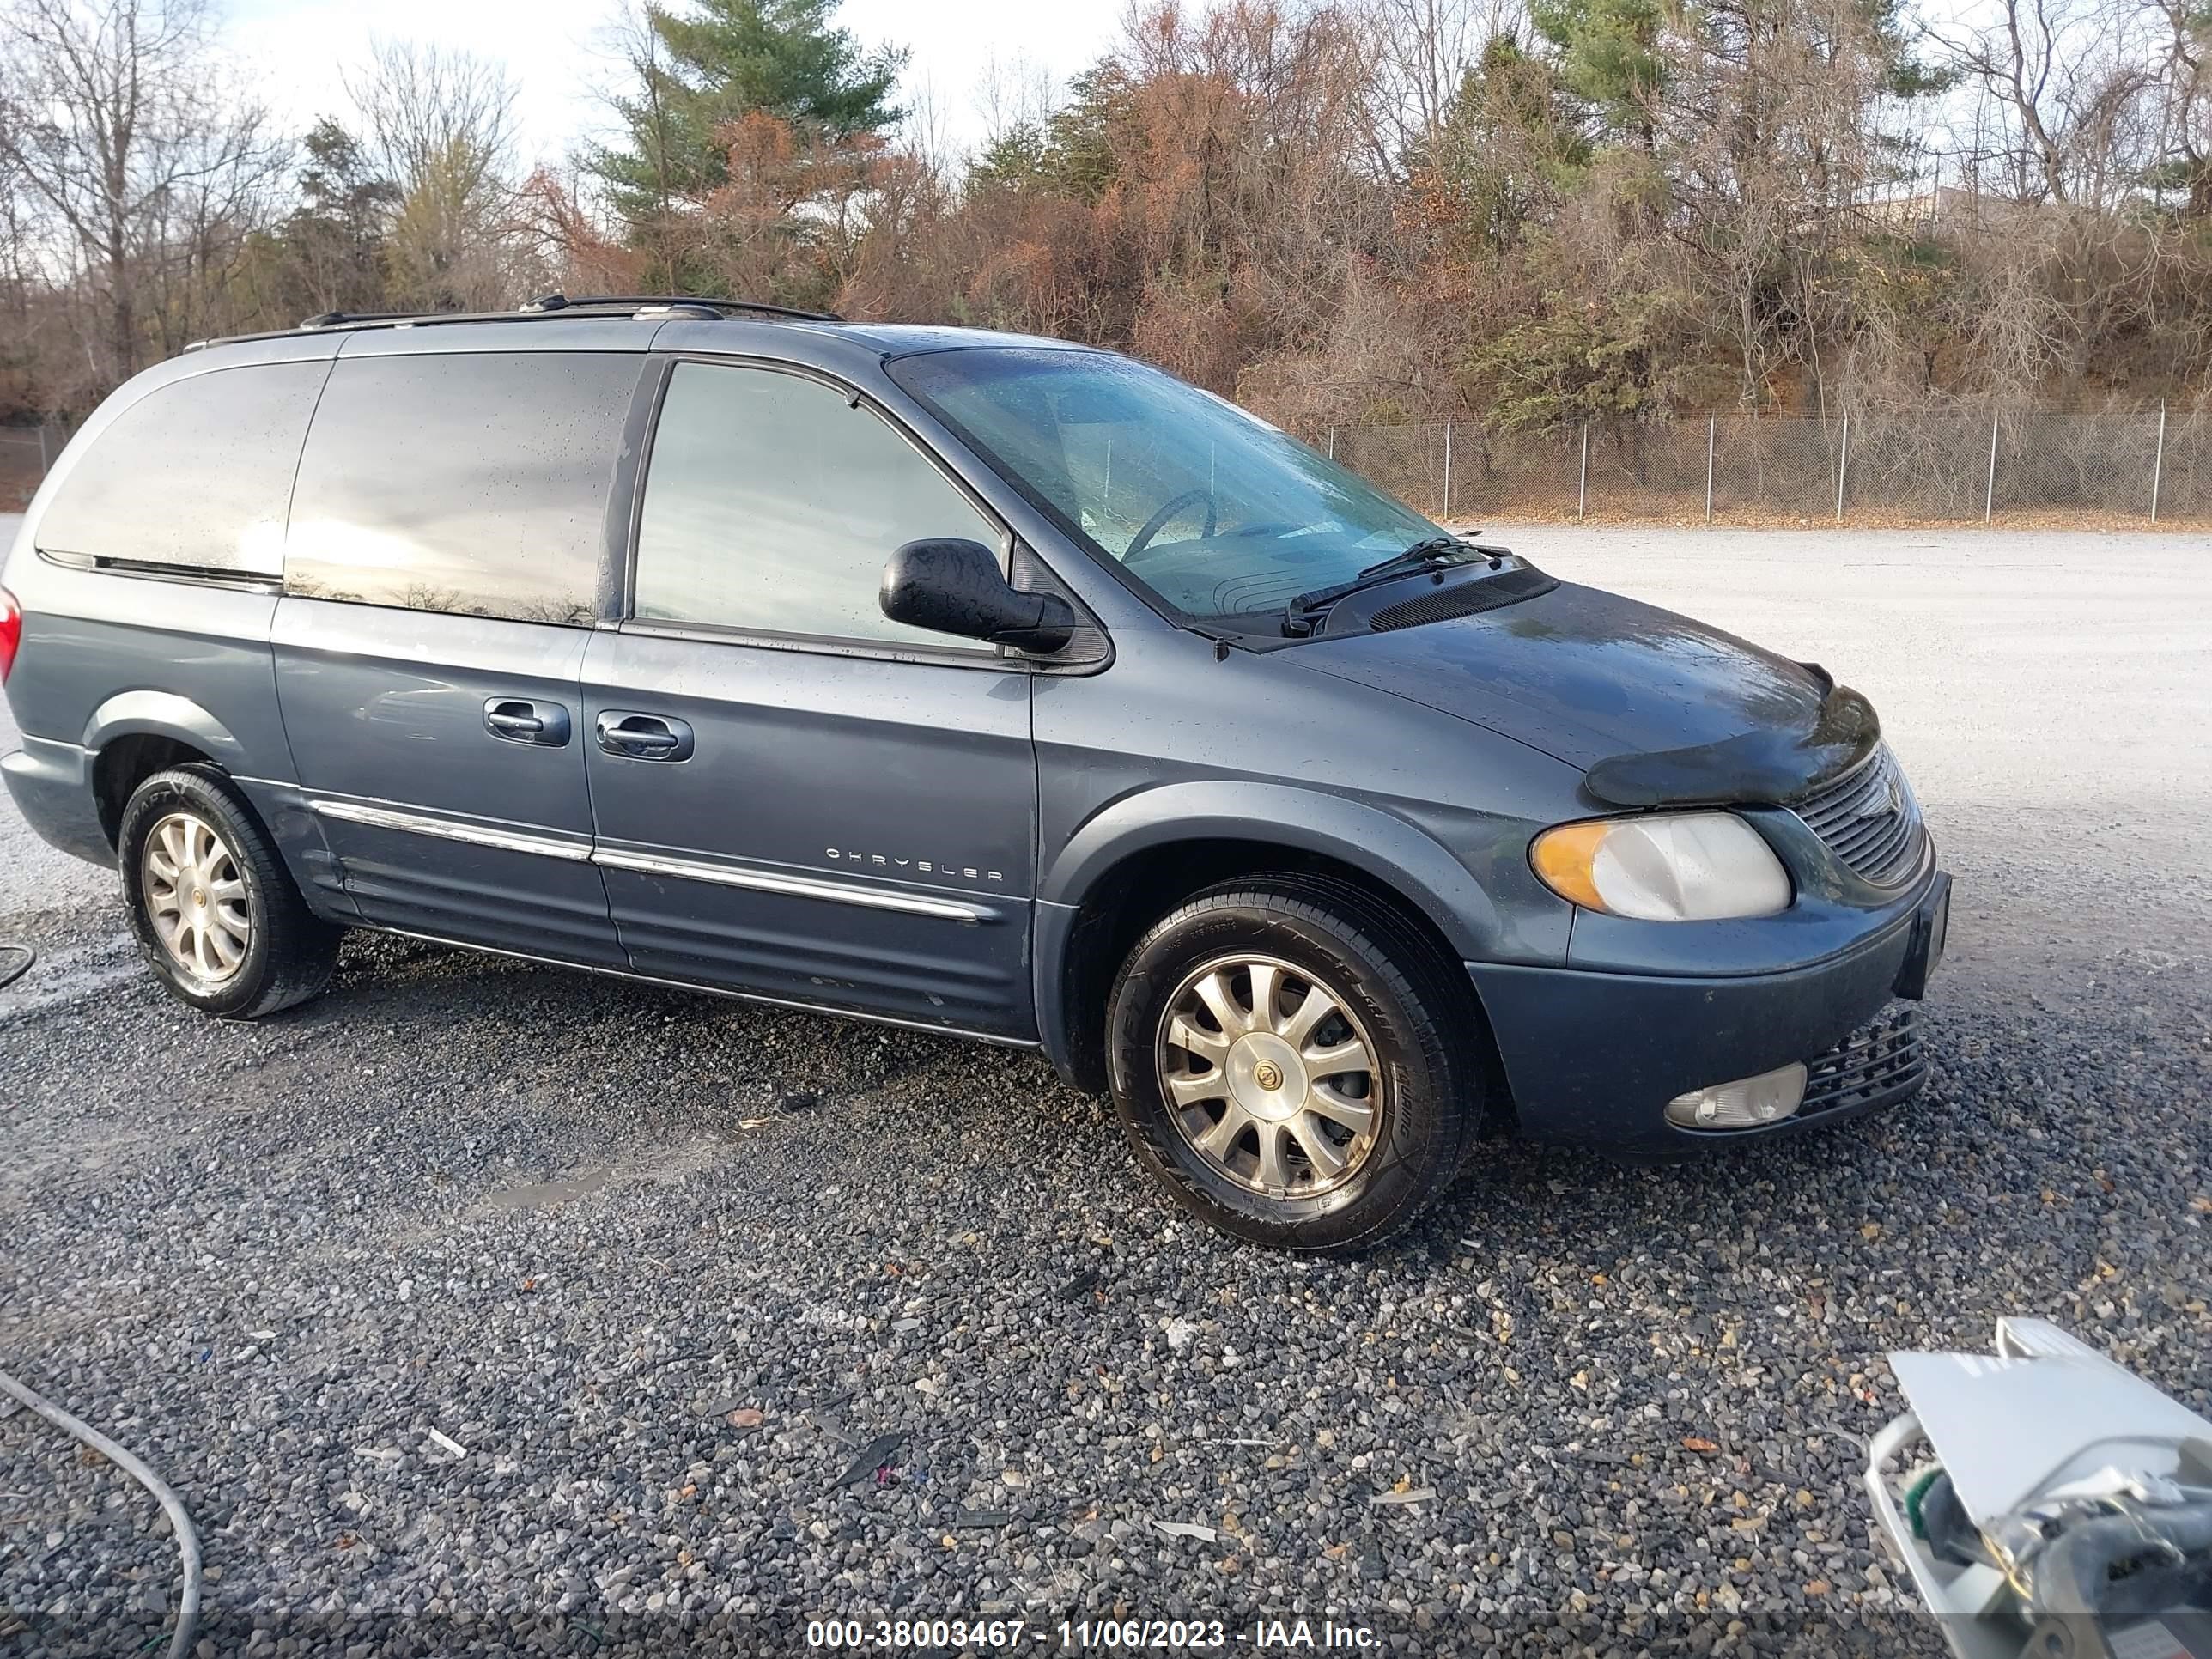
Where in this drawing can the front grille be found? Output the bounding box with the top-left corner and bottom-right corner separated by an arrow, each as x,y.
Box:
1788,744 -> 1925,885
1800,1004 -> 1926,1118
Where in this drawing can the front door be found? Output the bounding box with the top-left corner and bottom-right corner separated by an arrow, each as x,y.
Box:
582,358 -> 1037,1037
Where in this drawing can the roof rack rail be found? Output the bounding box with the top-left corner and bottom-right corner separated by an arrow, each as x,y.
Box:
526,291 -> 842,322
183,291 -> 842,353
297,309 -> 420,329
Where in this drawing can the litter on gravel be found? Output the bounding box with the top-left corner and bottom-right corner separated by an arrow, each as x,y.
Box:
1370,1486 -> 1437,1508
832,1432 -> 907,1490
1151,1520 -> 1218,1543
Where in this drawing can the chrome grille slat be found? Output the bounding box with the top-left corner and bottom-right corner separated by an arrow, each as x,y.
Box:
1787,744 -> 1925,885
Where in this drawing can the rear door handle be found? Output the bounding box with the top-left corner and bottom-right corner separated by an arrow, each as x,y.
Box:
597,711 -> 694,762
484,697 -> 571,746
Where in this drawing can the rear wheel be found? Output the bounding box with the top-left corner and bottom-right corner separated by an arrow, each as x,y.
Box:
118,765 -> 339,1018
1106,876 -> 1474,1252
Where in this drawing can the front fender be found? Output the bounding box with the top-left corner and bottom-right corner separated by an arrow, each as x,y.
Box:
1030,781 -> 1515,1089
1040,780 -> 1504,960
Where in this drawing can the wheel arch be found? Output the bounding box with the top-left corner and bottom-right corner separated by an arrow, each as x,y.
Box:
83,692 -> 242,848
1034,783 -> 1510,1103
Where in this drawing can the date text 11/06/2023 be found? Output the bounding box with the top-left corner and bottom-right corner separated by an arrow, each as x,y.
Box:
804,1618 -> 1381,1650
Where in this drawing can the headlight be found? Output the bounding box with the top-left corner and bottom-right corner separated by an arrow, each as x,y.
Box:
1530,811 -> 1791,921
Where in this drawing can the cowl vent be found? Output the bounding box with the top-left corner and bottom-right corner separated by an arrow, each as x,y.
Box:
1365,566 -> 1559,632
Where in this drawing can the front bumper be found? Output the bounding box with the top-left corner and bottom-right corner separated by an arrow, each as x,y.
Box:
1469,872 -> 1948,1158
1,734 -> 113,867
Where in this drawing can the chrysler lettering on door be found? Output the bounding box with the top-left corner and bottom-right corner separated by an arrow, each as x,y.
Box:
825,848 -> 1005,882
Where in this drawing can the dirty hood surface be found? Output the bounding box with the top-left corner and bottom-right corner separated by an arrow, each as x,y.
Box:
1285,577 -> 1874,799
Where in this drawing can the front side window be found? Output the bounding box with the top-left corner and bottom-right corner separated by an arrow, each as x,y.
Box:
631,362 -> 1001,648
285,351 -> 638,624
40,362 -> 327,576
886,349 -> 1444,633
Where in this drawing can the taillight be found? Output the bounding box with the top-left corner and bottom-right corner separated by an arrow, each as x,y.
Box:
0,586 -> 19,683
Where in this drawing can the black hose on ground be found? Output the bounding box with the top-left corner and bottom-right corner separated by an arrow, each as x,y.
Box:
0,1366 -> 201,1659
0,940 -> 33,989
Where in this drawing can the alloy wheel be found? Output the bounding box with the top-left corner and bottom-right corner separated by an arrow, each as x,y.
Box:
1154,953 -> 1384,1197
142,811 -> 251,985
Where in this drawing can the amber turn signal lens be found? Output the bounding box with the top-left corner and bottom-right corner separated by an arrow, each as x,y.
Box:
1529,820 -> 1612,912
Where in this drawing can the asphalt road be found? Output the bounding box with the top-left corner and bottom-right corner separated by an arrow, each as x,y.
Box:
2,524 -> 2208,1656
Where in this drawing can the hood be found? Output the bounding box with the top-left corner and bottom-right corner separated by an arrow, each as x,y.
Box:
1285,577 -> 1879,804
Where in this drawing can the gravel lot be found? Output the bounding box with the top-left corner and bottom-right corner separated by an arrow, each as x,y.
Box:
3,523 -> 2209,1656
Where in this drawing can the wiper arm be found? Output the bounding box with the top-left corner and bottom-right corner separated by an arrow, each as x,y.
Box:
1284,536 -> 1484,633
1356,535 -> 1472,580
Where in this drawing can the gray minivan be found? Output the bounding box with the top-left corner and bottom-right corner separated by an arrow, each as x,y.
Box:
0,295 -> 1949,1250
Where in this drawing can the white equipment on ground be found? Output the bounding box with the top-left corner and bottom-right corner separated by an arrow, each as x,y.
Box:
1868,1317 -> 2212,1659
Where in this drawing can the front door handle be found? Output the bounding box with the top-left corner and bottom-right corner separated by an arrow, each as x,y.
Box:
597,711 -> 694,763
484,697 -> 571,746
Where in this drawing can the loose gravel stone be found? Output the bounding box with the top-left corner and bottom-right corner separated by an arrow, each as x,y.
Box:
3,908 -> 2202,1656
3,530 -> 2207,1654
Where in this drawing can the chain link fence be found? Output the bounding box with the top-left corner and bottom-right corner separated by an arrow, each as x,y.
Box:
1326,409 -> 2210,527
0,422 -> 64,511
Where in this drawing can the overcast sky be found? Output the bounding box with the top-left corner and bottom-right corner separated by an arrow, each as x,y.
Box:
224,0 -> 1129,169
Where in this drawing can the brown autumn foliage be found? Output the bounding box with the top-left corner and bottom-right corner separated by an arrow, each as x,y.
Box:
4,0 -> 2211,447
544,0 -> 2212,442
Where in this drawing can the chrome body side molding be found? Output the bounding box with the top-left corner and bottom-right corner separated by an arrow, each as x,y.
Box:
591,846 -> 998,924
306,797 -> 1001,924
307,797 -> 593,862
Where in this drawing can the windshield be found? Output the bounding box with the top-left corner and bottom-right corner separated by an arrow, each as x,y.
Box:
886,348 -> 1447,630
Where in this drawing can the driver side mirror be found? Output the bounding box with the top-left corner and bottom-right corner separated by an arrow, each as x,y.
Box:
879,538 -> 1076,654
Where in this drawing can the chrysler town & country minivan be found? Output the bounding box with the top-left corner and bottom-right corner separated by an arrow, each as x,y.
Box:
0,295 -> 1949,1250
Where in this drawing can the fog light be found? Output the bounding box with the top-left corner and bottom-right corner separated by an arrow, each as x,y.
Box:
1664,1061 -> 1808,1130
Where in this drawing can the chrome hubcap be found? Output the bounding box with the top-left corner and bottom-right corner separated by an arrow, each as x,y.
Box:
142,811 -> 250,984
1155,953 -> 1383,1197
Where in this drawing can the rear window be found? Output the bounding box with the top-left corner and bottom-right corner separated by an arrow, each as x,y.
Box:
283,352 -> 638,625
38,362 -> 328,576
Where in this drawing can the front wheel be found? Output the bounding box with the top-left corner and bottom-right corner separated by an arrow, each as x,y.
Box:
1105,876 -> 1475,1252
118,765 -> 340,1018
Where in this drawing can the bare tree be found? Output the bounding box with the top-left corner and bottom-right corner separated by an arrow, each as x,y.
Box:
0,0 -> 283,380
1929,0 -> 2157,209
2144,0 -> 2212,215
899,71 -> 957,184
344,38 -> 520,310
582,1 -> 690,292
0,102 -> 27,301
972,50 -> 1061,155
347,37 -> 516,200
1362,0 -> 1521,169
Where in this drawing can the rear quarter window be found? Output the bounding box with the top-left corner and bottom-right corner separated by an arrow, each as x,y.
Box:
37,362 -> 329,576
283,352 -> 639,625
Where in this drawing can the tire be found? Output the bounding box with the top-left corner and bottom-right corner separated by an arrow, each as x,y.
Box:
118,764 -> 340,1019
1106,874 -> 1475,1253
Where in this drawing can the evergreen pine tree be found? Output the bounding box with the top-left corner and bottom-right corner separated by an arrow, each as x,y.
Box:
591,0 -> 905,231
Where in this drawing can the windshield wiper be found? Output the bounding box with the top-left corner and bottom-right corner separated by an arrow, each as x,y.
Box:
1283,536 -> 1486,634
1357,535 -> 1477,580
